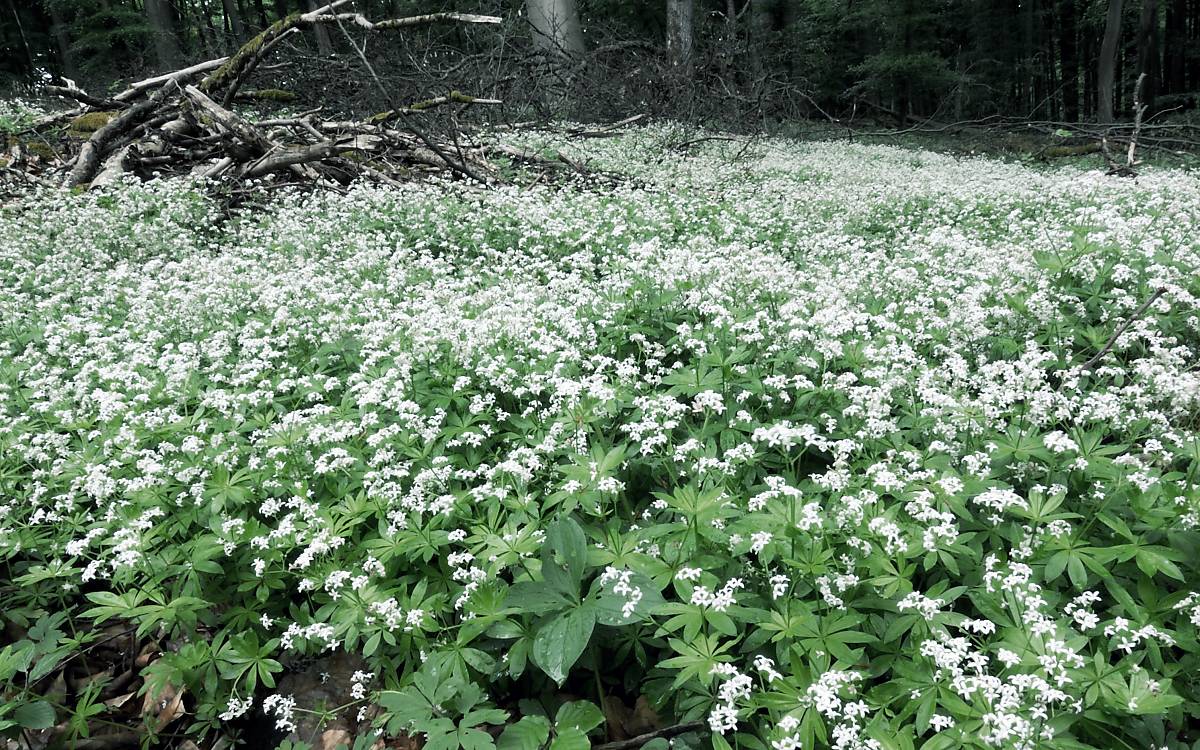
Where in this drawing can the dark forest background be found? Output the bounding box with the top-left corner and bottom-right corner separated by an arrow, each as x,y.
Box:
2,0 -> 1198,128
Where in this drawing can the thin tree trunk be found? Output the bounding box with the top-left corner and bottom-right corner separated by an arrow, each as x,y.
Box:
145,0 -> 184,70
1163,0 -> 1186,93
666,0 -> 694,68
1083,26 -> 1096,115
48,5 -> 80,81
222,0 -> 247,41
6,0 -> 39,77
1191,0 -> 1200,89
525,0 -> 585,56
1059,0 -> 1079,120
303,0 -> 334,54
1136,0 -> 1159,109
251,0 -> 269,28
1097,0 -> 1124,123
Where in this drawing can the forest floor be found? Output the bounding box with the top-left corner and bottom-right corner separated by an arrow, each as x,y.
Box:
2,128 -> 1200,750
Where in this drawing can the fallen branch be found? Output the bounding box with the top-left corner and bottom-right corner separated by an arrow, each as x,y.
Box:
7,4 -> 601,193
46,84 -> 123,110
66,76 -> 187,187
593,722 -> 708,750
1081,287 -> 1167,371
116,57 -> 229,102
568,113 -> 647,138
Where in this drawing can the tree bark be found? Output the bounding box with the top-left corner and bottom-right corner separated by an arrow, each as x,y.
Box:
48,5 -> 80,81
525,0 -> 585,56
666,0 -> 694,68
1097,0 -> 1124,123
1058,0 -> 1079,121
6,0 -> 38,76
145,0 -> 184,69
303,0 -> 334,54
1163,0 -> 1186,94
251,0 -> 270,28
1136,0 -> 1159,109
223,0 -> 248,41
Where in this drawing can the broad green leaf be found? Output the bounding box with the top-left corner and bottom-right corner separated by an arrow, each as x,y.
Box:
549,727 -> 590,750
506,582 -> 571,615
497,716 -> 551,750
555,700 -> 605,733
14,701 -> 55,730
531,606 -> 595,685
547,516 -> 587,589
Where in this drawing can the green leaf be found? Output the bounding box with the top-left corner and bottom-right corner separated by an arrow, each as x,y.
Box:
459,727 -> 498,750
463,708 -> 510,728
506,582 -> 571,615
497,716 -> 551,750
14,701 -> 55,730
555,700 -> 605,733
531,606 -> 595,685
711,732 -> 734,750
590,571 -> 666,626
549,727 -> 590,750
547,516 -> 587,589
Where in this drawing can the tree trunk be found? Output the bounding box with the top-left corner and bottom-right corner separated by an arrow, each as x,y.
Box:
1082,25 -> 1096,116
666,0 -> 694,68
48,5 -> 80,82
303,0 -> 334,54
273,0 -> 290,20
1136,0 -> 1159,109
222,0 -> 247,41
1059,0 -> 1079,120
1097,0 -> 1123,123
1191,0 -> 1200,90
6,0 -> 38,77
145,0 -> 184,70
525,0 -> 585,56
1162,0 -> 1186,93
251,0 -> 270,28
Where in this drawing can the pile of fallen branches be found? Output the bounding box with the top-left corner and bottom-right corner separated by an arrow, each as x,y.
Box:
2,0 -> 630,193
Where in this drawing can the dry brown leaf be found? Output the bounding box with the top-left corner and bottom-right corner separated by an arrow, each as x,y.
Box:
104,692 -> 136,710
141,681 -> 186,731
319,729 -> 351,750
385,733 -> 423,750
601,696 -> 633,740
628,695 -> 663,735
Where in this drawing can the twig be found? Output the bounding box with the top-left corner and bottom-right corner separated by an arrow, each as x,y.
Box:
329,12 -> 490,184
593,722 -> 708,750
1125,72 -> 1147,172
1080,287 -> 1167,370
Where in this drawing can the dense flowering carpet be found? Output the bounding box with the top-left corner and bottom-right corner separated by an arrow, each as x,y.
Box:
1,130 -> 1199,750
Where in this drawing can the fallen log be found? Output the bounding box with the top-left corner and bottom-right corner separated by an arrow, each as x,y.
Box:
10,3 -> 608,194
66,75 -> 189,187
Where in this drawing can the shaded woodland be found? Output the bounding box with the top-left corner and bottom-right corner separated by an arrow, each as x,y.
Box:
3,0 -> 1199,126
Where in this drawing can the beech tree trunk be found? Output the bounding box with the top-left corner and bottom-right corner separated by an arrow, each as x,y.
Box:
145,0 -> 184,69
525,0 -> 585,56
1097,0 -> 1123,123
666,0 -> 694,68
1058,0 -> 1079,121
1163,0 -> 1186,94
49,5 -> 80,81
251,0 -> 270,28
1136,0 -> 1159,109
304,0 -> 334,54
222,0 -> 248,41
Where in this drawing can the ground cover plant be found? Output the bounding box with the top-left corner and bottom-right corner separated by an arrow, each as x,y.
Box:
1,128 -> 1199,750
